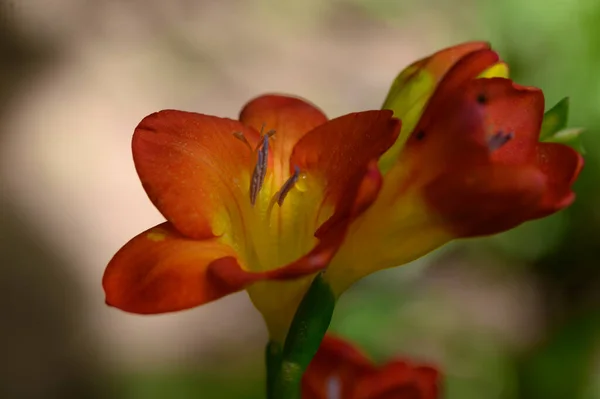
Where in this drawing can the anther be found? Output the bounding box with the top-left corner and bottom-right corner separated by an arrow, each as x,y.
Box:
274,166 -> 301,206
232,131 -> 253,152
250,134 -> 270,205
254,129 -> 276,152
488,130 -> 514,151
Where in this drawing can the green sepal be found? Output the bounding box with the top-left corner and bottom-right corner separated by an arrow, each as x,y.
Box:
272,273 -> 336,399
544,127 -> 586,154
540,97 -> 570,140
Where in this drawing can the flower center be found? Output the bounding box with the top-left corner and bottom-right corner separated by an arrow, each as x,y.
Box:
229,125 -> 322,273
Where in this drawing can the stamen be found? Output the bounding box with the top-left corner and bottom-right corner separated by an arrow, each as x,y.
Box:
250,134 -> 270,205
254,129 -> 276,152
232,131 -> 253,152
488,130 -> 514,151
274,166 -> 301,206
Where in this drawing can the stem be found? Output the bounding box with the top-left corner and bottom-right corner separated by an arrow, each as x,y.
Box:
265,340 -> 282,399
272,273 -> 336,399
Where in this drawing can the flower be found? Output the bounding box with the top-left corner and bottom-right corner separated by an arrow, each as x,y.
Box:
102,95 -> 401,341
321,42 -> 583,295
104,42 -> 583,343
302,334 -> 440,399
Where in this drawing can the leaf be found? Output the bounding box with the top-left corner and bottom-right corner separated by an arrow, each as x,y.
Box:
540,97 -> 570,140
544,127 -> 586,154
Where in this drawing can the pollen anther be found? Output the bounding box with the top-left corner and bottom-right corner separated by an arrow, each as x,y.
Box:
250,134 -> 270,205
275,166 -> 301,206
488,130 -> 514,151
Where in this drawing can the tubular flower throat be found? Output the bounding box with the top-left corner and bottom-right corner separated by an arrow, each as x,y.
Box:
322,41 -> 583,295
302,334 -> 440,399
102,95 -> 400,342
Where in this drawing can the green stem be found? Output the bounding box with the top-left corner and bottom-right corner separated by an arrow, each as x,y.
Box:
272,273 -> 336,399
265,341 -> 283,399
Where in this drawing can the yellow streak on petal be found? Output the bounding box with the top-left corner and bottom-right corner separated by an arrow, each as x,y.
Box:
379,67 -> 436,173
146,230 -> 167,242
323,165 -> 453,296
478,62 -> 509,79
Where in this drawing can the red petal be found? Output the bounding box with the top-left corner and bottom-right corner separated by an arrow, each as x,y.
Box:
132,111 -> 258,239
103,223 -> 245,313
103,222 -> 340,314
401,50 -> 503,175
239,94 -> 328,187
423,164 -> 547,237
418,48 -> 500,123
355,362 -> 441,399
291,110 -> 401,240
468,78 -> 545,164
534,142 -> 584,217
302,335 -> 375,399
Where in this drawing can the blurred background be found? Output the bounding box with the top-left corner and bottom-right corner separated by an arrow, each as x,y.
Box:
1,0 -> 599,398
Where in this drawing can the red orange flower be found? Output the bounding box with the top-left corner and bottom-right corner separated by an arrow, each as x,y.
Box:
322,42 -> 583,294
103,42 -> 582,342
103,95 -> 400,341
302,335 -> 440,399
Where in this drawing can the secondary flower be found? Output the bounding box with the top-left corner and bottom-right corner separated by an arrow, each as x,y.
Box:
321,42 -> 583,294
103,95 -> 401,341
302,334 -> 440,399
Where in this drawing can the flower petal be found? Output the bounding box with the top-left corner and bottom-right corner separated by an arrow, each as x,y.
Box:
534,142 -> 584,217
103,223 -> 338,315
303,335 -> 441,399
326,56 -> 527,295
423,164 -> 546,236
379,41 -> 492,172
103,223 -> 244,313
478,61 -> 509,79
132,110 -> 259,239
291,110 -> 401,238
354,362 -> 440,399
302,335 -> 375,399
248,111 -> 401,341
239,94 -> 328,188
468,78 -> 545,165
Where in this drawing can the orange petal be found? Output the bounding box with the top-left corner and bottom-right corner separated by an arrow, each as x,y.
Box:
302,335 -> 375,399
103,223 -> 244,314
383,41 -> 491,111
420,48 -> 500,121
380,42 -> 492,170
400,50 -> 502,177
291,110 -> 401,239
103,223 -> 338,314
534,142 -> 584,217
423,164 -> 547,237
132,110 -> 258,239
468,78 -> 545,165
402,77 -> 543,184
239,94 -> 328,188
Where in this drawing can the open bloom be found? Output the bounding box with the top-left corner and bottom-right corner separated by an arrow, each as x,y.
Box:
104,42 -> 582,341
103,95 -> 400,341
302,334 -> 440,399
320,42 -> 583,294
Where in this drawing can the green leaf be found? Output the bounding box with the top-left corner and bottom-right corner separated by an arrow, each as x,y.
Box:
540,97 -> 570,140
544,127 -> 586,153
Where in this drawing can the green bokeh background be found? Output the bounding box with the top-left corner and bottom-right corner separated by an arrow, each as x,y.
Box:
1,0 -> 599,398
